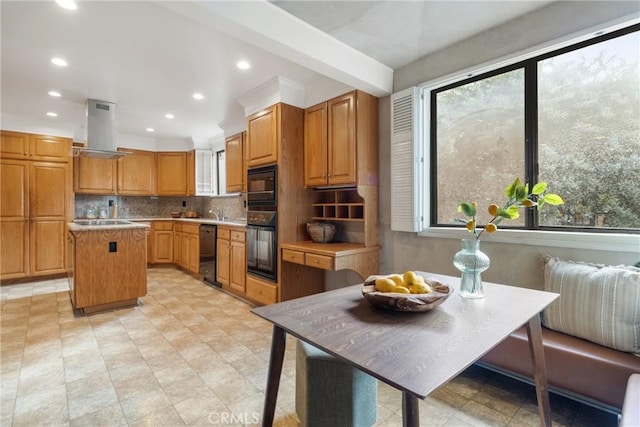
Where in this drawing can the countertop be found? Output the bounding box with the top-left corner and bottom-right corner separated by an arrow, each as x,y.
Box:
69,217 -> 247,229
68,220 -> 151,232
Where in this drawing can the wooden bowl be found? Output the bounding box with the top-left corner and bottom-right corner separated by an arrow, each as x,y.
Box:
171,212 -> 182,218
362,274 -> 453,312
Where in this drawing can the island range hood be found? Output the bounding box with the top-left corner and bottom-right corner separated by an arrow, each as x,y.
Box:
73,99 -> 128,159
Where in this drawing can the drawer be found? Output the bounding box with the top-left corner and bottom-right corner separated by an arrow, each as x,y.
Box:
182,224 -> 199,234
218,228 -> 230,240
305,253 -> 334,271
246,275 -> 277,305
282,249 -> 305,265
153,221 -> 173,231
230,231 -> 245,243
174,223 -> 182,232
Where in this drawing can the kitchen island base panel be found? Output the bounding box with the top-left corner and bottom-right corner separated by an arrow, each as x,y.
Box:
78,298 -> 138,315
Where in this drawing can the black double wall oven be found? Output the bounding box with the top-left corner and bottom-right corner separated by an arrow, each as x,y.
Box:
246,165 -> 277,282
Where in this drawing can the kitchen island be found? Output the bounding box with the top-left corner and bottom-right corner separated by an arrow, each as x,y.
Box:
67,220 -> 149,315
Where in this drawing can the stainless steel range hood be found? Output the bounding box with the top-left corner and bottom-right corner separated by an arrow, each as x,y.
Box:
73,99 -> 127,159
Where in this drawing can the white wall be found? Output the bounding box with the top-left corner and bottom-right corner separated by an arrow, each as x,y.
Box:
380,1 -> 640,290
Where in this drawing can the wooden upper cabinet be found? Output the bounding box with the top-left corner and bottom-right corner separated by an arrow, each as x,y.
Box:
156,152 -> 187,195
328,92 -> 357,186
74,156 -> 117,194
1,131 -> 30,159
29,134 -> 70,162
303,91 -> 378,188
247,105 -> 279,167
304,103 -> 329,187
225,132 -> 245,193
1,131 -> 70,162
117,148 -> 156,195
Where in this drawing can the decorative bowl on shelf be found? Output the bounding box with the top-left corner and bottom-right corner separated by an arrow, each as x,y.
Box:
362,274 -> 453,312
307,222 -> 336,243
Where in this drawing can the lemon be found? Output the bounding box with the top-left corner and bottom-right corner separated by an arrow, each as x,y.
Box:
375,277 -> 397,293
403,271 -> 425,286
388,274 -> 407,288
392,286 -> 411,294
408,283 -> 432,294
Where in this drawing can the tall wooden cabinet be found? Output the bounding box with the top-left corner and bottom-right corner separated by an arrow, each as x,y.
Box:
1,131 -> 71,281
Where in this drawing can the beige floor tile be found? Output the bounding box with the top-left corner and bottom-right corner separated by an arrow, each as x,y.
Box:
67,373 -> 119,420
119,387 -> 172,422
69,402 -> 127,427
173,391 -> 227,425
163,374 -> 212,405
127,405 -> 186,427
13,384 -> 69,426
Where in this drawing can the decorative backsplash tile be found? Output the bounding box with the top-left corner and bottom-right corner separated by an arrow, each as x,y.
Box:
74,195 -> 245,220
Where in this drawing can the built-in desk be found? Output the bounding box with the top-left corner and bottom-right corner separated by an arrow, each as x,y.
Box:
280,241 -> 379,301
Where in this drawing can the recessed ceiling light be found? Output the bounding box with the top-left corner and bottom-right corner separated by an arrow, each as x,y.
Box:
55,0 -> 77,10
236,60 -> 250,70
192,93 -> 204,100
46,112 -> 58,117
51,57 -> 68,67
48,91 -> 62,97
146,128 -> 154,132
165,113 -> 175,119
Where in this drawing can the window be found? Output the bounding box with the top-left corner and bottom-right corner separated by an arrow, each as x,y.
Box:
430,25 -> 639,232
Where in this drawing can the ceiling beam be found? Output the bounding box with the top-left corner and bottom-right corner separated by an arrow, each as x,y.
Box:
156,0 -> 394,97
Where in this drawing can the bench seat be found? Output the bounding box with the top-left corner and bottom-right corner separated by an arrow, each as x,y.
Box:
479,326 -> 640,412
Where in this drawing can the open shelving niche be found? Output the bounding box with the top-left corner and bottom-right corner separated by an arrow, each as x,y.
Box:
311,188 -> 364,221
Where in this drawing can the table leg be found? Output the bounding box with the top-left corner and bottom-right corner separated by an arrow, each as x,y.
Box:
402,392 -> 419,427
262,325 -> 286,427
526,314 -> 552,427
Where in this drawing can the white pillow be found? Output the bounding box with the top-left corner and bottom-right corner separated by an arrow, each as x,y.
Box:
542,255 -> 640,354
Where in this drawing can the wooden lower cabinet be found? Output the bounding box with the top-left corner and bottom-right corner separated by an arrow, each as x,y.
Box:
246,274 -> 277,305
216,226 -> 245,294
150,221 -> 173,263
173,222 -> 199,274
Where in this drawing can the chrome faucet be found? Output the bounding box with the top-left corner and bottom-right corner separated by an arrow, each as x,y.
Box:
209,208 -> 228,221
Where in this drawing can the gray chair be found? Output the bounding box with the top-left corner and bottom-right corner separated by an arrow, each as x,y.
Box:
295,340 -> 377,427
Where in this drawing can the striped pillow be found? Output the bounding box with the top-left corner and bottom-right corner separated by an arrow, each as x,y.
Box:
542,255 -> 640,354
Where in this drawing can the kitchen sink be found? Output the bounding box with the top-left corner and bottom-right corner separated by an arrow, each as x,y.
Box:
73,219 -> 134,226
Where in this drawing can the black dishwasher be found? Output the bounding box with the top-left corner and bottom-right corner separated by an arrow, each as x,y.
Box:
199,225 -> 218,286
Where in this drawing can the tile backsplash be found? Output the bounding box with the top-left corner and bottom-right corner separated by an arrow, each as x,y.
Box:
74,195 -> 246,220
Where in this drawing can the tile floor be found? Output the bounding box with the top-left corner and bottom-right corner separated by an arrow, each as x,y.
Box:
0,268 -> 618,426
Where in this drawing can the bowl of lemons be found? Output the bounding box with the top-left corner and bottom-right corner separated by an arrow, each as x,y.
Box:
362,271 -> 453,312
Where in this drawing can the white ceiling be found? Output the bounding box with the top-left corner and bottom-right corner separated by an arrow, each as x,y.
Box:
0,0 -> 554,147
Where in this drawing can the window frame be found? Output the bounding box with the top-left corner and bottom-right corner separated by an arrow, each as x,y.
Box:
423,23 -> 640,239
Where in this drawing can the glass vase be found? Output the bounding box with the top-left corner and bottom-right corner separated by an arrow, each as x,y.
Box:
453,239 -> 490,299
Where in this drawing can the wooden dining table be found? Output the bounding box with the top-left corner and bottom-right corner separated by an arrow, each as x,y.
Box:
252,272 -> 559,427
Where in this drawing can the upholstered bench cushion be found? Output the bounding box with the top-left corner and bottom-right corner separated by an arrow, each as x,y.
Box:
296,340 -> 377,427
480,326 -> 640,410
